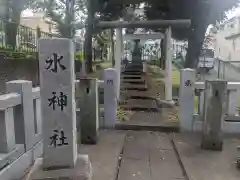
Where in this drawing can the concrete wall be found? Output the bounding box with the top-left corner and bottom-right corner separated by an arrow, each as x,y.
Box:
0,58 -> 82,94
0,58 -> 39,94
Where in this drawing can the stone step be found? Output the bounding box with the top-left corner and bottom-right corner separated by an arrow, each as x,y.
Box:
122,83 -> 147,88
126,65 -> 143,68
125,66 -> 142,69
116,110 -> 179,132
124,69 -> 143,73
129,62 -> 143,65
120,99 -> 158,112
121,86 -> 148,91
120,104 -> 158,112
124,70 -> 143,73
122,79 -> 145,84
122,75 -> 143,79
125,64 -> 143,68
127,93 -> 154,100
122,71 -> 143,75
115,123 -> 179,132
121,84 -> 148,91
123,98 -> 155,105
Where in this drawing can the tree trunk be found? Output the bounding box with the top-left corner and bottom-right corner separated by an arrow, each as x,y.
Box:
110,29 -> 115,66
184,19 -> 209,68
85,0 -> 94,73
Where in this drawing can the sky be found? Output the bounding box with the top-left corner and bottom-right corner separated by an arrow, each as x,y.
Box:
226,7 -> 240,19
22,9 -> 34,17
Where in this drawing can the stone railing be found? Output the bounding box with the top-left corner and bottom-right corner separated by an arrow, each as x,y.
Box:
0,80 -> 42,180
0,68 -> 117,180
179,69 -> 240,133
214,58 -> 240,81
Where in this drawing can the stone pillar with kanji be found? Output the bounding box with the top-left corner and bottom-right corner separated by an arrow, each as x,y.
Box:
26,38 -> 92,180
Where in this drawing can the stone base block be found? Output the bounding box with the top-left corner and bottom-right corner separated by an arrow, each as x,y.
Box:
26,155 -> 92,180
201,137 -> 223,151
0,141 -> 42,180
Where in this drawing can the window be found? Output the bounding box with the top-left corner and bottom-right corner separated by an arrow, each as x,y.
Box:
230,23 -> 235,28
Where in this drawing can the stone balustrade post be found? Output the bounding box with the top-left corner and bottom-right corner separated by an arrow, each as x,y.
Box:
103,68 -> 117,128
0,92 -> 25,170
78,78 -> 99,144
6,80 -> 41,151
179,68 -> 196,132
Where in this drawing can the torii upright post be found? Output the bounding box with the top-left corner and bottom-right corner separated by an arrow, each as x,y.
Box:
115,28 -> 123,100
165,27 -> 173,103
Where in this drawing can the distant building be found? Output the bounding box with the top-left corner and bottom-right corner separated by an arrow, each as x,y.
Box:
20,12 -> 55,34
212,16 -> 240,63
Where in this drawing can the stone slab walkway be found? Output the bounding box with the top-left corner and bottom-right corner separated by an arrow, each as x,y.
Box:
21,131 -> 240,180
172,133 -> 240,180
79,130 -> 126,180
118,131 -> 185,180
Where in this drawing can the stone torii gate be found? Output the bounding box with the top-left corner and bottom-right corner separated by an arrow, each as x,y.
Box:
123,32 -> 164,41
76,19 -> 191,102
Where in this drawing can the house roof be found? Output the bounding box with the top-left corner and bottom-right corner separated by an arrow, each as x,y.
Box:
218,15 -> 240,28
225,32 -> 240,40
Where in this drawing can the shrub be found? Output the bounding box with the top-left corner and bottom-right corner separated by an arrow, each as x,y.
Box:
76,51 -> 84,62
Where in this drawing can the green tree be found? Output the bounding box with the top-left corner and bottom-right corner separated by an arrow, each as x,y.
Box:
29,0 -> 81,38
144,0 -> 240,68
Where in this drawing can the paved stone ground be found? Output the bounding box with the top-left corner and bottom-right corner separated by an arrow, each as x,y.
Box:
85,131 -> 240,180
172,133 -> 240,180
21,130 -> 240,180
79,130 -> 126,180
21,130 -> 126,180
118,131 -> 185,180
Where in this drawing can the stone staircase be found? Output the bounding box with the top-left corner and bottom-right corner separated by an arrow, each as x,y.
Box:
120,63 -> 159,112
117,62 -> 179,131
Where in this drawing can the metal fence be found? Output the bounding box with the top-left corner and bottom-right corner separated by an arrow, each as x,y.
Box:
122,41 -> 187,66
0,18 -> 57,53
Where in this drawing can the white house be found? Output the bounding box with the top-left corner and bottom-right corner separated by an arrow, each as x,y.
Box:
20,12 -> 55,34
213,16 -> 240,64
